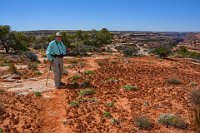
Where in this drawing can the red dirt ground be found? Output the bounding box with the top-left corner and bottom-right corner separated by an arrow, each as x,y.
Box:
1,55 -> 200,133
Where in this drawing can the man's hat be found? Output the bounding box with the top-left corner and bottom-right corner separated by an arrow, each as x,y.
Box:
55,32 -> 62,37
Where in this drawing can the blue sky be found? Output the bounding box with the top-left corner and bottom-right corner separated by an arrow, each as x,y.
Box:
1,0 -> 200,32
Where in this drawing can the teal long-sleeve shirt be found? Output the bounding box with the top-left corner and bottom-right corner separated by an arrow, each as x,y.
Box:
46,40 -> 67,61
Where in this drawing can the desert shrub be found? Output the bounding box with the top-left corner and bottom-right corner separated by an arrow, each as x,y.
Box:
79,89 -> 94,96
69,101 -> 80,107
28,62 -> 38,70
32,43 -> 48,50
111,118 -> 120,125
80,79 -> 92,88
0,90 -> 5,94
43,59 -> 47,64
0,26 -> 28,53
34,70 -> 42,75
123,84 -> 138,91
105,102 -> 114,107
34,92 -> 42,97
191,89 -> 200,105
134,116 -> 153,130
177,46 -> 200,59
190,82 -> 198,87
103,112 -> 112,117
97,61 -> 106,66
159,114 -> 187,129
9,63 -> 17,73
107,78 -> 119,83
0,128 -> 2,133
70,75 -> 82,82
167,78 -> 181,85
116,46 -> 138,57
84,70 -> 94,75
72,44 -> 100,56
23,51 -> 39,62
67,58 -> 78,64
0,102 -> 5,115
194,107 -> 200,132
123,47 -> 138,57
153,46 -> 172,58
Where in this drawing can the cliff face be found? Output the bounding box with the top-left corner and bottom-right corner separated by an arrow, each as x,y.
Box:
182,33 -> 200,50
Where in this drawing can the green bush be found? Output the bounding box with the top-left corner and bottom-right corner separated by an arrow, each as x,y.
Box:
28,62 -> 38,70
116,46 -> 138,57
177,46 -> 200,59
70,75 -> 82,82
79,89 -> 94,96
84,70 -> 94,75
191,89 -> 200,105
72,44 -> 100,56
105,102 -> 114,107
167,78 -> 181,85
69,101 -> 80,107
0,102 -> 5,115
123,84 -> 138,91
34,70 -> 42,75
134,116 -> 153,130
103,112 -> 112,118
153,46 -> 172,58
0,25 -> 28,53
9,63 -> 17,73
159,114 -> 187,129
24,51 -> 39,62
0,128 -> 3,133
34,92 -> 42,97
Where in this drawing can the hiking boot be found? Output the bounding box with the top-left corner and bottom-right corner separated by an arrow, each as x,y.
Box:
60,82 -> 66,86
56,86 -> 62,89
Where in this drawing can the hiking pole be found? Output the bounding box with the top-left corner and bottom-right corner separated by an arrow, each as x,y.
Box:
46,64 -> 52,87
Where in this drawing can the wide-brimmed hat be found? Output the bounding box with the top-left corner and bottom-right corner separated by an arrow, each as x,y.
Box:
55,32 -> 62,37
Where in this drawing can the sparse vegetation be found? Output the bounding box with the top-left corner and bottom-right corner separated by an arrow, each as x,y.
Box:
79,89 -> 94,96
123,47 -> 138,57
28,62 -> 38,70
107,78 -> 119,83
97,61 -> 106,66
153,46 -> 172,58
0,90 -> 5,94
70,75 -> 82,81
194,107 -> 200,132
191,89 -> 200,105
177,46 -> 200,59
69,101 -> 80,107
0,102 -> 5,115
123,84 -> 138,91
34,92 -> 42,97
34,70 -> 42,75
111,118 -> 120,125
167,78 -> 181,85
159,114 -> 187,129
24,51 -> 39,62
103,112 -> 112,118
134,116 -> 153,130
105,102 -> 114,107
9,63 -> 17,73
190,82 -> 198,87
84,70 -> 94,75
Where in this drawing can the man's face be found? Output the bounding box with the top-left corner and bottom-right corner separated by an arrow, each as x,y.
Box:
56,36 -> 62,42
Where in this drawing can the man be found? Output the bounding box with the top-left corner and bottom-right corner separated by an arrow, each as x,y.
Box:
46,32 -> 67,89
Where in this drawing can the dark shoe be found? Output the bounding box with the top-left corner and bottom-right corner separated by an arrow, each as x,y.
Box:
60,82 -> 66,86
56,86 -> 61,89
